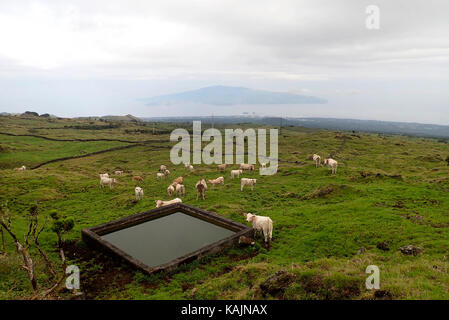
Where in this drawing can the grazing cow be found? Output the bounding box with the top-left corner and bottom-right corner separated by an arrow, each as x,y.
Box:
99,173 -> 109,178
14,165 -> 26,171
244,213 -> 273,243
156,172 -> 165,180
155,198 -> 182,208
133,176 -> 144,182
172,176 -> 183,186
135,187 -> 144,200
160,165 -> 167,172
312,154 -> 321,168
230,169 -> 243,179
240,178 -> 257,191
100,177 -> 117,189
167,184 -> 175,196
261,163 -> 267,168
239,163 -> 255,171
323,158 -> 338,174
114,170 -> 123,176
175,183 -> 185,196
217,164 -> 227,172
195,178 -> 207,200
164,169 -> 170,177
208,176 -> 224,188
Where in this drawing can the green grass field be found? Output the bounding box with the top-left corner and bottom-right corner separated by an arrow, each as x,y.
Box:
1,115 -> 449,300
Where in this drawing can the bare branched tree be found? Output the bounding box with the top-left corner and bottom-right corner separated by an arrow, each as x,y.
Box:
1,203 -> 76,299
36,211 -> 74,300
0,225 -> 5,256
27,205 -> 56,277
0,203 -> 38,293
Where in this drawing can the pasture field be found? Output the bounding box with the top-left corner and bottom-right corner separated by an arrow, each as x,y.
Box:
1,115 -> 449,300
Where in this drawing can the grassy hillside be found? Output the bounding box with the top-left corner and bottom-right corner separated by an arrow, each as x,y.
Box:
1,116 -> 449,300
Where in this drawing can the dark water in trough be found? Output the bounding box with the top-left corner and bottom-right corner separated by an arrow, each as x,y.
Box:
102,212 -> 236,268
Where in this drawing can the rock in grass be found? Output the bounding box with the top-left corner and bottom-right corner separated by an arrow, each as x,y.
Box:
238,236 -> 255,246
376,242 -> 390,251
400,245 -> 423,256
374,290 -> 393,300
259,271 -> 296,297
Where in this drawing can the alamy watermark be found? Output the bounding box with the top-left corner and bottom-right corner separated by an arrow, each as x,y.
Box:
365,265 -> 380,289
366,5 -> 380,30
170,121 -> 279,175
65,265 -> 80,290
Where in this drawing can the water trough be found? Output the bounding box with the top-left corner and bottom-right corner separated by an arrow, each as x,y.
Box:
82,203 -> 253,275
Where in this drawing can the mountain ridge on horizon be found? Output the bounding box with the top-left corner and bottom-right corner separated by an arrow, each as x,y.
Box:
141,85 -> 327,106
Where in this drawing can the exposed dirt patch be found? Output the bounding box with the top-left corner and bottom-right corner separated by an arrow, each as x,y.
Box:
298,273 -> 361,300
374,290 -> 393,300
259,270 -> 296,298
302,184 -> 349,200
63,241 -> 135,299
400,245 -> 423,256
359,171 -> 403,181
416,155 -> 444,163
376,242 -> 390,251
392,200 -> 406,209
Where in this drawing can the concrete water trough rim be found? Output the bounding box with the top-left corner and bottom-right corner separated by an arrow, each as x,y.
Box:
82,203 -> 253,275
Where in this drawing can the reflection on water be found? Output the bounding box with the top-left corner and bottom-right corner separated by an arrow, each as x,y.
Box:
102,212 -> 235,268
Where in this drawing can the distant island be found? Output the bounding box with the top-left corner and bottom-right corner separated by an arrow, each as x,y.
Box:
142,85 -> 327,106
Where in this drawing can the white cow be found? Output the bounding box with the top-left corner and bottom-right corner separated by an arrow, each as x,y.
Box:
99,173 -> 109,178
156,172 -> 165,180
160,165 -> 167,172
175,183 -> 185,196
195,178 -> 208,200
208,176 -> 224,188
155,198 -> 182,208
167,184 -> 175,196
312,154 -> 321,168
188,165 -> 194,172
114,170 -> 123,176
241,178 -> 257,191
135,187 -> 144,200
244,213 -> 273,243
14,165 -> 26,171
230,169 -> 243,179
164,169 -> 170,177
323,158 -> 338,174
239,163 -> 255,171
100,177 -> 117,189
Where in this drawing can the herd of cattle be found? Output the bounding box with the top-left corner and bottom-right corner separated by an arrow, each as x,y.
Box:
13,153 -> 338,244
95,153 -> 337,244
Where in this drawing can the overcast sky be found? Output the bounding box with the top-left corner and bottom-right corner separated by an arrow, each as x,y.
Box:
0,0 -> 448,124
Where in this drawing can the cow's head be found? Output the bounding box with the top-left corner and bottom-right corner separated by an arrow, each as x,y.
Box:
246,213 -> 256,223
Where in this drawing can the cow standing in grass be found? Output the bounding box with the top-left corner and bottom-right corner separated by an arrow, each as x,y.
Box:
195,179 -> 207,200
135,187 -> 144,200
312,154 -> 321,168
244,213 -> 273,243
323,158 -> 338,174
100,177 -> 117,189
